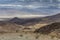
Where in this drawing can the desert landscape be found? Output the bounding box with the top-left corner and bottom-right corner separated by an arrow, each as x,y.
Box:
0,13 -> 59,40
0,0 -> 60,40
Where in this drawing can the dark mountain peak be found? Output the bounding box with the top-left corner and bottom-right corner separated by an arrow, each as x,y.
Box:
14,17 -> 18,18
10,17 -> 22,21
12,17 -> 20,19
9,17 -> 24,25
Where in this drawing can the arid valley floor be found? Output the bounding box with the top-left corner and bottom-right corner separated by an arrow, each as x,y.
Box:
0,32 -> 60,40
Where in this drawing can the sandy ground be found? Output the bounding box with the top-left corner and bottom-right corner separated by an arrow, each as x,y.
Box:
0,32 -> 60,40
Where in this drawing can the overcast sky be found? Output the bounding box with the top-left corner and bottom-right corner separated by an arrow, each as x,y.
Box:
0,0 -> 60,18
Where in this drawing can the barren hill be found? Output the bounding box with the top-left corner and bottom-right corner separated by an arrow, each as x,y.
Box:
34,22 -> 60,34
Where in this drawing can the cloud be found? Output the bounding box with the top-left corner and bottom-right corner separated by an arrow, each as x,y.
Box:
58,0 -> 60,1
0,2 -> 59,16
0,9 -> 48,18
0,4 -> 23,8
0,15 -> 47,18
0,4 -> 50,9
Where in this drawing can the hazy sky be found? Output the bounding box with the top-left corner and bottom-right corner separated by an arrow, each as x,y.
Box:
0,0 -> 60,17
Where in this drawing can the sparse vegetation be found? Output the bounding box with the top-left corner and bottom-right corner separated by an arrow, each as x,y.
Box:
34,22 -> 60,34
0,13 -> 60,40
19,34 -> 23,37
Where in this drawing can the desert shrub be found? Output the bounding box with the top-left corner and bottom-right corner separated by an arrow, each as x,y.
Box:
19,34 -> 23,37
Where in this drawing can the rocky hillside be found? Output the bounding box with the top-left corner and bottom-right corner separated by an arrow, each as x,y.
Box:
0,22 -> 22,33
34,22 -> 60,34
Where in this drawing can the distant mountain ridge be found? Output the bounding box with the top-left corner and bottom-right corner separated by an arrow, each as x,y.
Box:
0,13 -> 60,26
9,17 -> 41,25
5,13 -> 59,25
0,13 -> 59,33
40,13 -> 60,23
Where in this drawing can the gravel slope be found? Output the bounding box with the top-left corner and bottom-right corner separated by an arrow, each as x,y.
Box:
0,33 -> 60,40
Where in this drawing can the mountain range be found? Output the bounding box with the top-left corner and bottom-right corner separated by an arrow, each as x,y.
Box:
0,13 -> 60,26
40,13 -> 60,23
0,13 -> 59,33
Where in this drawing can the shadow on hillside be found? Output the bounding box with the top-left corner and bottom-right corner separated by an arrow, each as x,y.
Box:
34,22 -> 60,34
